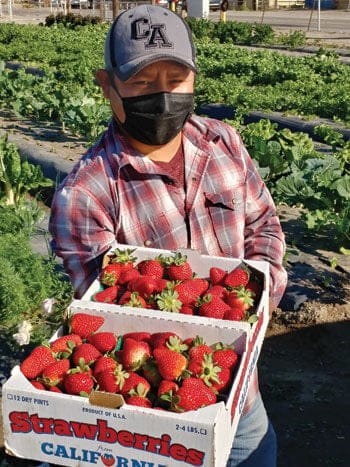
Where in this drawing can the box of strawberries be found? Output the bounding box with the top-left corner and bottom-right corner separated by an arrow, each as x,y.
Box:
2,286 -> 267,467
81,244 -> 270,336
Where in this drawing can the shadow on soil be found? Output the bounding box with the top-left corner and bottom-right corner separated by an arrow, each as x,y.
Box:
260,319 -> 350,467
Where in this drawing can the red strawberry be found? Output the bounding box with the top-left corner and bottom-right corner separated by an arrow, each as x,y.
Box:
69,313 -> 105,339
123,332 -> 152,344
72,343 -> 102,367
49,385 -> 63,393
137,258 -> 165,280
118,267 -> 140,285
120,338 -> 151,371
142,359 -> 162,387
224,286 -> 254,311
180,305 -> 195,315
224,307 -> 245,321
109,247 -> 137,271
165,252 -> 193,281
223,266 -> 250,289
198,294 -> 231,320
173,377 -> 217,412
150,332 -> 178,349
101,454 -> 115,467
95,364 -> 129,393
120,372 -> 150,397
188,352 -> 222,387
213,344 -> 239,371
174,278 -> 209,306
126,396 -> 152,408
31,380 -> 46,390
127,276 -> 159,298
41,358 -> 70,387
246,280 -> 262,305
206,285 -> 226,299
157,380 -> 179,399
93,355 -> 117,377
118,290 -> 147,308
63,372 -> 95,396
209,366 -> 232,394
87,332 -> 118,353
99,263 -> 122,287
92,285 -> 119,304
209,267 -> 227,286
20,345 -> 56,380
188,338 -> 213,362
50,334 -> 82,356
153,347 -> 187,381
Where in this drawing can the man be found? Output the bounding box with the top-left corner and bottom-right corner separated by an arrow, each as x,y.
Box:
49,5 -> 287,466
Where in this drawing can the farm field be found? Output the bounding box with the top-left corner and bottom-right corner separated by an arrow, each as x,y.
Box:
0,8 -> 349,467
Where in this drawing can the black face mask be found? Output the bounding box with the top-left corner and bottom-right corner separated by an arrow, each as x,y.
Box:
118,91 -> 194,146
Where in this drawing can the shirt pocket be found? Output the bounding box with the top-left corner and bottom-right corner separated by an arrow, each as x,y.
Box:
204,186 -> 246,256
117,211 -> 188,250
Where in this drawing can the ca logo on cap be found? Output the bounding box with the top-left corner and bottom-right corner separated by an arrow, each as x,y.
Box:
131,18 -> 173,49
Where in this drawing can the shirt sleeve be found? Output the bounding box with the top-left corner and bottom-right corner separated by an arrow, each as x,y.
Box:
240,141 -> 288,307
49,183 -> 116,299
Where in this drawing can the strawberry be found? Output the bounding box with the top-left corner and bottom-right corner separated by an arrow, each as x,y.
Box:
20,345 -> 56,380
123,332 -> 152,344
95,364 -> 129,393
188,338 -> 213,362
213,344 -> 239,371
63,372 -> 95,396
125,396 -> 152,408
223,266 -> 250,289
246,279 -> 262,305
118,290 -> 147,308
120,337 -> 151,371
109,247 -> 137,271
180,305 -> 195,315
49,386 -> 63,393
150,332 -> 178,349
209,267 -> 227,286
153,347 -> 187,381
165,252 -> 193,281
188,352 -> 222,387
137,258 -> 165,280
41,358 -> 70,387
127,276 -> 160,298
118,267 -> 140,285
208,366 -> 232,394
120,372 -> 151,397
206,285 -> 226,299
198,294 -> 231,320
174,278 -> 209,306
173,377 -> 217,412
92,285 -> 119,304
224,307 -> 245,321
93,355 -> 117,377
50,334 -> 82,357
99,263 -> 122,287
31,380 -> 46,390
69,313 -> 105,339
72,343 -> 102,367
87,332 -> 118,353
224,286 -> 254,311
157,380 -> 179,399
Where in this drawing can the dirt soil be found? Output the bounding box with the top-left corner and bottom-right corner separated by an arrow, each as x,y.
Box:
0,14 -> 350,466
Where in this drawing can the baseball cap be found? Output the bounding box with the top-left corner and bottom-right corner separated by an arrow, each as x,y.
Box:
105,5 -> 197,81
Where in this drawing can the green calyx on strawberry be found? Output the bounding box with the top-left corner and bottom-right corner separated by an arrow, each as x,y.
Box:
109,248 -> 137,268
164,252 -> 193,281
224,285 -> 254,311
155,289 -> 182,313
99,263 -> 122,287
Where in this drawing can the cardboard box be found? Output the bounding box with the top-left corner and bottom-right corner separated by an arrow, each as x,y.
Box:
2,294 -> 269,467
82,244 -> 270,339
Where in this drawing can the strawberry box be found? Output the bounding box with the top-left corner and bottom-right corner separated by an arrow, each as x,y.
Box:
2,295 -> 269,467
81,243 -> 269,338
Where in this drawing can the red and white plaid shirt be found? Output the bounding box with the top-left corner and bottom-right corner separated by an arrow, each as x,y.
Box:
49,115 -> 288,412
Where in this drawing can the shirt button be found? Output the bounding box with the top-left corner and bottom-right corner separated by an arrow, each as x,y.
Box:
144,240 -> 153,247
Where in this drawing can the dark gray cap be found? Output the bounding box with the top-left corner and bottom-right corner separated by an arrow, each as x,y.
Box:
105,5 -> 197,81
